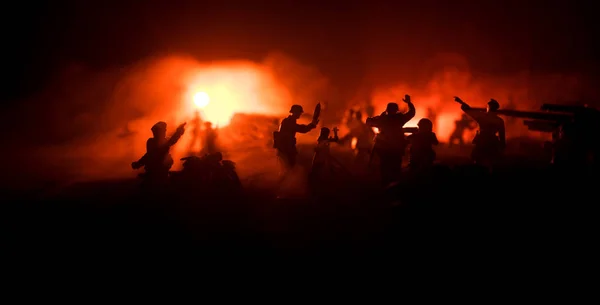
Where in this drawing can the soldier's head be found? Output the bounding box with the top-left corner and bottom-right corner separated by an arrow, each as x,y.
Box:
289,105 -> 304,118
151,121 -> 167,138
355,111 -> 363,120
318,127 -> 330,140
487,99 -> 500,112
204,122 -> 213,129
417,118 -> 433,132
386,103 -> 399,114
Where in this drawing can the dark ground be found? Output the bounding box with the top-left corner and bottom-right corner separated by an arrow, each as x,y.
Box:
2,143 -> 598,268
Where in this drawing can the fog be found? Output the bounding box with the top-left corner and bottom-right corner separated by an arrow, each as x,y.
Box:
2,51 -> 594,190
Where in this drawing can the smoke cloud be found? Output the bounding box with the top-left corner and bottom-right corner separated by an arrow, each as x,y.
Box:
2,51 -> 594,191
3,52 -> 330,189
364,53 -> 593,142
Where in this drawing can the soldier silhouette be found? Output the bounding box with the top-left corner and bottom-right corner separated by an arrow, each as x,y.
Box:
188,111 -> 202,154
273,104 -> 318,176
202,121 -> 218,155
308,127 -> 340,185
407,118 -> 439,173
454,96 -> 505,167
132,121 -> 186,185
449,113 -> 475,147
366,94 -> 416,186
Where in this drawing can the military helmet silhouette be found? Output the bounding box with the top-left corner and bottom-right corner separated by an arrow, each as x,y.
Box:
488,99 -> 500,111
417,118 -> 433,130
290,105 -> 304,114
386,103 -> 399,113
151,121 -> 167,133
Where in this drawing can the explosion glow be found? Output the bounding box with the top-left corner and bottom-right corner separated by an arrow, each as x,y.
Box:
193,92 -> 210,108
179,63 -> 290,127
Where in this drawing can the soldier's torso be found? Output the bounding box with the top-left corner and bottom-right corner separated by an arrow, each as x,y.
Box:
375,114 -> 408,150
146,138 -> 174,170
277,117 -> 299,150
476,114 -> 504,139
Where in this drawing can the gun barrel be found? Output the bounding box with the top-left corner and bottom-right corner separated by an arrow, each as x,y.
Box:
523,120 -> 560,133
540,103 -> 590,113
403,127 -> 418,133
470,107 -> 573,121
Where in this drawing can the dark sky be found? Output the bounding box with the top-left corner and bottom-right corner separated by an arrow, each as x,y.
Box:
3,0 -> 598,104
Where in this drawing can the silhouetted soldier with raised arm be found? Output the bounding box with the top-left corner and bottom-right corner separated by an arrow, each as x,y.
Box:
366,94 -> 416,185
407,118 -> 439,173
454,96 -> 505,166
309,127 -> 340,185
132,121 -> 186,185
273,104 -> 318,175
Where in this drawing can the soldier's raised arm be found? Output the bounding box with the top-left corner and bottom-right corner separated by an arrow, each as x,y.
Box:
455,96 -> 485,122
293,121 -> 318,134
330,127 -> 340,142
167,123 -> 186,147
402,94 -> 416,121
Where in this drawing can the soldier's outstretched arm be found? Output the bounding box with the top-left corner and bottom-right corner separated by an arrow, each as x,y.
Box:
167,123 -> 186,146
403,101 -> 416,121
132,140 -> 153,168
294,121 -> 317,133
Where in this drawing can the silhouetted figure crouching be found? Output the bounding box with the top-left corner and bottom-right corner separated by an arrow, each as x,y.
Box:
132,121 -> 186,187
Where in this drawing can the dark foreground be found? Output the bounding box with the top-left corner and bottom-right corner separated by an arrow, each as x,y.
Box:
2,147 -> 598,267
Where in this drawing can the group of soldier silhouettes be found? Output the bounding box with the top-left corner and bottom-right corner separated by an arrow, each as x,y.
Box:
130,95 -> 508,189
273,95 -> 506,187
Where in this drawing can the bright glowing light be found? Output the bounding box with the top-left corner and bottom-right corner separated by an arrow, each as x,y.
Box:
193,92 -> 210,108
351,137 -> 358,150
181,65 -> 289,127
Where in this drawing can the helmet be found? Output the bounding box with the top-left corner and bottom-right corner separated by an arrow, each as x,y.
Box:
151,121 -> 167,133
290,105 -> 304,114
386,103 -> 399,113
487,99 -> 500,111
417,118 -> 433,131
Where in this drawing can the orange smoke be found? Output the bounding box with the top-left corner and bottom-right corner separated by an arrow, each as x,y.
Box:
179,63 -> 290,127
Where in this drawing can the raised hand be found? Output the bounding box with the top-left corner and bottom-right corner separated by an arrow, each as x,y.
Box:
176,122 -> 187,133
402,94 -> 411,103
